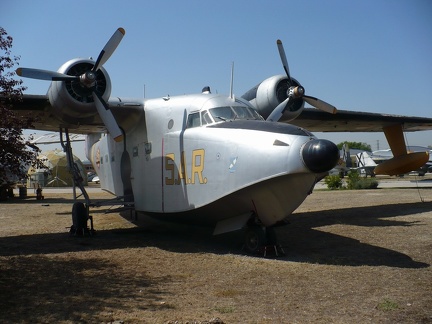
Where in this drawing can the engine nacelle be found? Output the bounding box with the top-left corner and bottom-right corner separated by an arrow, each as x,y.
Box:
241,75 -> 304,121
47,58 -> 112,125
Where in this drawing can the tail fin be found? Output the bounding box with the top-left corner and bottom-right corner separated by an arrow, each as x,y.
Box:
356,151 -> 377,168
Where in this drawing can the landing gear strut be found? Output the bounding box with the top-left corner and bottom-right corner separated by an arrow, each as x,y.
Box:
243,225 -> 285,257
60,128 -> 94,236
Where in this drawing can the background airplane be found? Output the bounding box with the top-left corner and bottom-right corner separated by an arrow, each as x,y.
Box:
329,144 -> 377,178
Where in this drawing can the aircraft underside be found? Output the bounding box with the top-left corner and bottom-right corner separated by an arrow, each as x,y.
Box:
139,172 -> 318,231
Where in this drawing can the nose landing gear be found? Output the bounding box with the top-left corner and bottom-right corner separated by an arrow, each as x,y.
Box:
243,225 -> 285,257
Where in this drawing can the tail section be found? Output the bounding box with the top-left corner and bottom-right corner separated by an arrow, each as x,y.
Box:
356,151 -> 377,168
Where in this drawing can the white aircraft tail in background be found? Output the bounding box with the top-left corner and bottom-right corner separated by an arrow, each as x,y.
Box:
356,152 -> 377,177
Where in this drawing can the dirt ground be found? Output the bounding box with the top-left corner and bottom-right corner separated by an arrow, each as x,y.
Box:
0,183 -> 431,323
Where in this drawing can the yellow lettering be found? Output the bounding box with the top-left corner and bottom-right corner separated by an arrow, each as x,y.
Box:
165,153 -> 175,185
176,151 -> 187,184
165,149 -> 206,186
191,149 -> 205,184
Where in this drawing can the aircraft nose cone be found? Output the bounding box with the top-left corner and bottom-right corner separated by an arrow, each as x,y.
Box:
302,139 -> 340,173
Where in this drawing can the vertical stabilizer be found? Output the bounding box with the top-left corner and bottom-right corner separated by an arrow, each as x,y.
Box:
356,152 -> 377,168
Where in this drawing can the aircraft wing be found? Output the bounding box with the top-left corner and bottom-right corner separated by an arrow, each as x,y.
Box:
8,94 -> 143,134
290,108 -> 432,132
31,132 -> 86,144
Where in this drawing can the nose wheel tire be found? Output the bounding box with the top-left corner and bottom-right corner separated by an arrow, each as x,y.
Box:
244,225 -> 285,256
244,225 -> 267,254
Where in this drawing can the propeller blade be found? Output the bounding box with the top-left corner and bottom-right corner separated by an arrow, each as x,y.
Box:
266,97 -> 292,122
16,68 -> 79,81
92,92 -> 124,142
304,95 -> 337,114
276,39 -> 292,84
92,27 -> 125,72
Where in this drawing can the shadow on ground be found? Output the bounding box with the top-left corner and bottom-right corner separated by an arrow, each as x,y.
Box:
1,201 -> 430,269
0,255 -> 173,323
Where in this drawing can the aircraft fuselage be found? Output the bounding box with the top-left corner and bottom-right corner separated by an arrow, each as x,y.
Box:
90,93 -> 335,229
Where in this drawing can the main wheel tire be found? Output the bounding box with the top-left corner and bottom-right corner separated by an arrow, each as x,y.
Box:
244,226 -> 266,254
72,202 -> 88,230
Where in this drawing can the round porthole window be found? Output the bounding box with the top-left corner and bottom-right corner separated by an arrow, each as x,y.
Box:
168,119 -> 174,129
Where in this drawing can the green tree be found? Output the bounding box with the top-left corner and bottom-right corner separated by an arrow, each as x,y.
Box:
0,27 -> 40,183
337,141 -> 372,152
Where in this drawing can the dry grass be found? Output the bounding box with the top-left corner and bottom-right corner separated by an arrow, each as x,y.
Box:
0,186 -> 431,323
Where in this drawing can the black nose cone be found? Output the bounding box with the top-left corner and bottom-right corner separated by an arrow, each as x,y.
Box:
302,139 -> 340,173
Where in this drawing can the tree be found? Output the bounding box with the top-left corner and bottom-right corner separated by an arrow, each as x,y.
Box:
0,27 -> 40,184
337,141 -> 372,152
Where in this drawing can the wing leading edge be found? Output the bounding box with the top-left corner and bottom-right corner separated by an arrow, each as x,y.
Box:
290,108 -> 432,132
7,94 -> 143,134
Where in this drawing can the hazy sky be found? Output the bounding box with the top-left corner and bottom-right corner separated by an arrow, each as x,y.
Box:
2,0 -> 432,160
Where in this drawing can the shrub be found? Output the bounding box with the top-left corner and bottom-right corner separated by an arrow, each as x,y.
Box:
346,170 -> 378,189
324,175 -> 343,190
346,170 -> 360,189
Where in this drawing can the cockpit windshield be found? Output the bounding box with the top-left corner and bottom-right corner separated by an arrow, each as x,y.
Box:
186,105 -> 263,129
210,106 -> 262,122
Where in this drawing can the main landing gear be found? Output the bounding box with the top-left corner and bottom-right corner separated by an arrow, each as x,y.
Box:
60,128 -> 94,236
70,201 -> 95,236
243,224 -> 285,257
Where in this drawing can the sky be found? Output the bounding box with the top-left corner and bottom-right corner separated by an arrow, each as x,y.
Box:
2,0 -> 432,160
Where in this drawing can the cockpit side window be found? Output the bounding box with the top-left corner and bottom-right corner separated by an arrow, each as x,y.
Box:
186,112 -> 201,128
247,106 -> 264,120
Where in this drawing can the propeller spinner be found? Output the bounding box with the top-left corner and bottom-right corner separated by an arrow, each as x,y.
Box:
267,39 -> 337,122
16,28 -> 126,142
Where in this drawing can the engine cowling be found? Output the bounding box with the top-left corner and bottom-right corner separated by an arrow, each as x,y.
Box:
47,58 -> 112,125
241,75 -> 304,121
